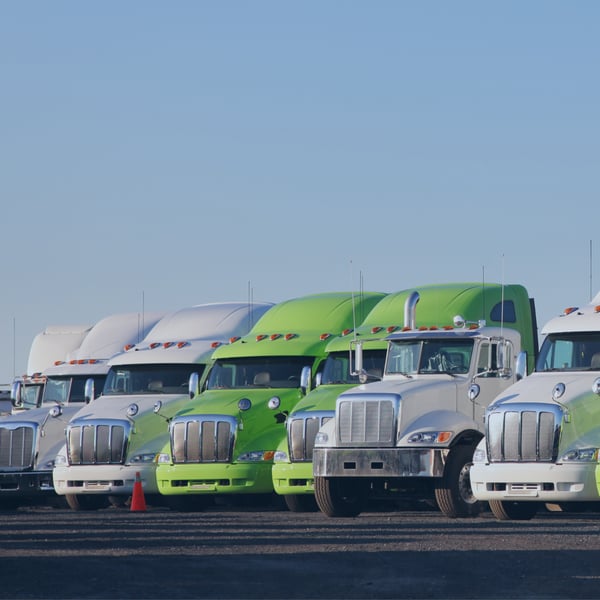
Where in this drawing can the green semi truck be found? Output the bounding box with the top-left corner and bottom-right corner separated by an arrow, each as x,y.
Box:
271,293 -> 398,511
155,291 -> 386,508
312,283 -> 538,518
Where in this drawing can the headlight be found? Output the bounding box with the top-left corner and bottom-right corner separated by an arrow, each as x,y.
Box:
561,448 -> 599,462
54,454 -> 67,467
314,432 -> 328,445
157,453 -> 171,464
268,396 -> 281,410
407,431 -> 452,444
273,451 -> 288,462
130,453 -> 157,463
237,450 -> 275,462
472,447 -> 487,463
238,398 -> 252,411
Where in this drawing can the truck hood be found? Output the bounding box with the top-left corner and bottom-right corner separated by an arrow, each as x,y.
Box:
488,371 -> 600,409
338,375 -> 460,430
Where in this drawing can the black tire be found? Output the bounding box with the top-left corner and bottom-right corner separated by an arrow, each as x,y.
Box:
434,444 -> 482,518
314,477 -> 366,518
108,495 -> 128,508
489,499 -> 539,520
65,494 -> 110,511
283,494 -> 319,513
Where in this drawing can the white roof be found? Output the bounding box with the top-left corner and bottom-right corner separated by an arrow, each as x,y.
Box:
109,302 -> 273,366
542,294 -> 600,334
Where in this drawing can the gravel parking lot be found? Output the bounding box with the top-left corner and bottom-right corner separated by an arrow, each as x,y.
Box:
1,503 -> 599,599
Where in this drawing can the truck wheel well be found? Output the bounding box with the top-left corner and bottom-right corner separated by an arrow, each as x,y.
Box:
451,430 -> 482,448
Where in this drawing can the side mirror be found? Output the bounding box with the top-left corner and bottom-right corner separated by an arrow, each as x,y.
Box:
496,340 -> 513,379
188,372 -> 199,399
300,366 -> 311,395
11,381 -> 23,408
354,341 -> 364,375
315,372 -> 322,387
515,351 -> 527,381
84,378 -> 95,404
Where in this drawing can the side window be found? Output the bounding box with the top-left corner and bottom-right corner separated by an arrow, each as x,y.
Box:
490,300 -> 516,323
477,343 -> 499,377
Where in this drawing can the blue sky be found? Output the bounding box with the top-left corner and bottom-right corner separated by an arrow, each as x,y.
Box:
1,1 -> 599,384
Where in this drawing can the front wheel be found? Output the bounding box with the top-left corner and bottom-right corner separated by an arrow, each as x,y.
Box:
489,500 -> 539,520
314,477 -> 366,518
434,444 -> 482,518
65,494 -> 110,511
283,494 -> 318,513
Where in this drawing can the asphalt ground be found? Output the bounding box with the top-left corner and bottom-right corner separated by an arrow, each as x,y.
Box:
0,503 -> 599,600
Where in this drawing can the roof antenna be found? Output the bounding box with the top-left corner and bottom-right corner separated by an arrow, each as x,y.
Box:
590,240 -> 593,301
500,254 -> 505,336
350,260 -> 357,340
248,281 -> 255,328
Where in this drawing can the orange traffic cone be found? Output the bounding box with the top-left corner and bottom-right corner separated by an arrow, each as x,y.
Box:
130,471 -> 147,512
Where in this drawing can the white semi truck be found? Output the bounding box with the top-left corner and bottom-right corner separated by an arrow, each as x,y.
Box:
312,283 -> 538,518
471,292 -> 600,520
52,301 -> 274,510
0,312 -> 164,508
11,324 -> 93,412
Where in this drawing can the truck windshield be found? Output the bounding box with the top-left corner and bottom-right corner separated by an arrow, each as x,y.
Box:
386,339 -> 474,375
536,332 -> 600,372
43,375 -> 106,404
206,356 -> 313,389
20,383 -> 44,409
321,350 -> 387,384
103,364 -> 204,395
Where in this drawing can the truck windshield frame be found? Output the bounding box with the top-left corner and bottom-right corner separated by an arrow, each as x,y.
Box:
206,356 -> 314,390
536,332 -> 600,372
103,364 -> 204,395
43,375 -> 106,403
386,339 -> 474,375
321,349 -> 386,384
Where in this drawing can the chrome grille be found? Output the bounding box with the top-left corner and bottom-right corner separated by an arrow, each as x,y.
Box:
0,423 -> 36,469
288,411 -> 333,462
171,415 -> 237,463
336,395 -> 398,447
486,403 -> 562,462
67,420 -> 130,465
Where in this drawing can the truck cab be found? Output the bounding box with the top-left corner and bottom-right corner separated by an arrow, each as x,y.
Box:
11,324 -> 93,413
471,292 -> 600,520
312,283 -> 537,518
0,313 -> 164,509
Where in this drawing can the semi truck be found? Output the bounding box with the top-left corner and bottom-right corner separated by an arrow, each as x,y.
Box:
155,291 -> 387,509
11,324 -> 93,412
0,312 -> 164,508
52,301 -> 273,510
272,292 -> 402,511
470,291 -> 600,520
312,283 -> 538,518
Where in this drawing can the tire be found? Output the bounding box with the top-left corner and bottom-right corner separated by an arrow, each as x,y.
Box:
108,495 -> 128,508
434,444 -> 481,518
314,477 -> 366,518
65,494 -> 110,511
283,494 -> 319,513
489,499 -> 539,520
